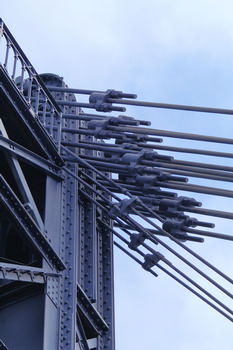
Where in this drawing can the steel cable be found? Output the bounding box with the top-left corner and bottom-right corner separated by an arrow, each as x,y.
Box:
62,149 -> 233,298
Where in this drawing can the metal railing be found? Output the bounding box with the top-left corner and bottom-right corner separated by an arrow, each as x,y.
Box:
0,18 -> 62,152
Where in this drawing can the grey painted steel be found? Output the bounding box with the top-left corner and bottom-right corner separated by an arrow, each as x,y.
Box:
1,17 -> 233,350
43,176 -> 64,350
77,284 -> 109,335
106,96 -> 233,115
0,20 -> 62,150
0,22 -> 66,350
0,119 -> 44,229
0,174 -> 65,271
0,293 -> 45,350
42,74 -> 116,350
0,70 -> 63,166
0,340 -> 8,350
0,135 -> 62,179
0,262 -> 59,283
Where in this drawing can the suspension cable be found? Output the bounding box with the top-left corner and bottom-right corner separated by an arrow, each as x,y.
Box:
62,152 -> 233,297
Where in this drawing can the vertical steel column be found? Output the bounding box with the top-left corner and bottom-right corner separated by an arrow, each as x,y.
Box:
78,123 -> 98,303
59,170 -> 78,350
41,74 -> 79,350
0,21 -> 115,350
43,176 -> 62,350
44,76 -> 115,349
96,181 -> 115,350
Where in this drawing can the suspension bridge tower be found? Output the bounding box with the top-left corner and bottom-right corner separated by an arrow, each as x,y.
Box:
0,18 -> 233,350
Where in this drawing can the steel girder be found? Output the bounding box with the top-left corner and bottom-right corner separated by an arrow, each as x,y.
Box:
41,73 -> 115,350
0,20 -> 65,349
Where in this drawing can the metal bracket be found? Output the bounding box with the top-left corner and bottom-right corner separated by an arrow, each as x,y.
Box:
159,196 -> 202,212
108,197 -> 138,219
46,276 -> 60,307
128,233 -> 146,250
89,89 -> 136,113
142,252 -> 164,272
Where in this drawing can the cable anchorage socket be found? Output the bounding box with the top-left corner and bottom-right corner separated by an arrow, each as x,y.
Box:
89,89 -> 136,112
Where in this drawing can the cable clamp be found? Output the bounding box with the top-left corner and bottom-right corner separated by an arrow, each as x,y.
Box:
108,197 -> 138,219
89,90 -> 126,112
128,233 -> 146,250
142,252 -> 164,272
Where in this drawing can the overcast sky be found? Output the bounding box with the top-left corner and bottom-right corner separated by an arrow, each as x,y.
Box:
1,1 -> 233,349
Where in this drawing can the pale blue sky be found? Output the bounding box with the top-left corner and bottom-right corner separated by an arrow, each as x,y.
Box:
1,1 -> 233,349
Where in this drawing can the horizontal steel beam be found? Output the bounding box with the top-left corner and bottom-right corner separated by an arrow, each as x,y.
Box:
0,262 -> 60,283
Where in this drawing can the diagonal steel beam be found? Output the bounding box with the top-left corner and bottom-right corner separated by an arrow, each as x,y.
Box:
0,339 -> 8,350
0,175 -> 65,271
76,311 -> 90,350
77,284 -> 109,336
0,136 -> 62,179
0,119 -> 44,229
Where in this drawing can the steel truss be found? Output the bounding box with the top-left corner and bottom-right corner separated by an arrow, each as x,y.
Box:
0,18 -> 233,350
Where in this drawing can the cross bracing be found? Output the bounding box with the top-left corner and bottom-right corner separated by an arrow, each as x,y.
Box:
0,18 -> 233,349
